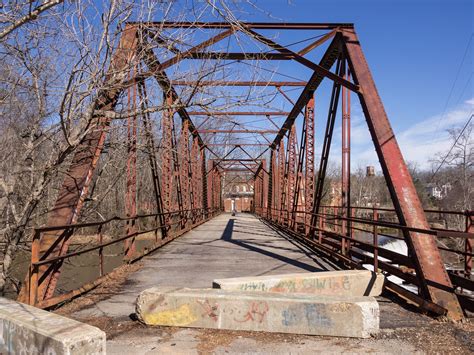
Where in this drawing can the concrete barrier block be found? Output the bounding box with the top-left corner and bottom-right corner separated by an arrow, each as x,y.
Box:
0,298 -> 105,354
136,287 -> 379,338
213,270 -> 384,297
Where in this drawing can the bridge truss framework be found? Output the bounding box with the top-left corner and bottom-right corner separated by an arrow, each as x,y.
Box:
18,22 -> 473,321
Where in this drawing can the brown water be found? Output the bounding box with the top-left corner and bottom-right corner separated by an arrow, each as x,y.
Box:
7,236 -> 158,300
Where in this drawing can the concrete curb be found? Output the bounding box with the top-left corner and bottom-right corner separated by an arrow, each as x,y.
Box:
213,270 -> 385,297
136,287 -> 379,338
0,297 -> 105,354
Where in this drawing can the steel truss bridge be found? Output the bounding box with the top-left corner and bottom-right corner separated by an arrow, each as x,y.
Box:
17,22 -> 473,321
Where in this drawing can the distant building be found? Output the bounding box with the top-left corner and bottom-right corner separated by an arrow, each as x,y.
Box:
223,181 -> 254,212
425,183 -> 452,199
366,166 -> 375,177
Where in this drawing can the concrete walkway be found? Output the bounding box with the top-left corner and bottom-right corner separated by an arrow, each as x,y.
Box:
75,213 -> 337,320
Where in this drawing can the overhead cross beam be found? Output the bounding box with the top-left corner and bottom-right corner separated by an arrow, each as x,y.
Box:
188,111 -> 290,116
198,129 -> 278,134
243,27 -> 359,93
129,21 -> 354,30
179,52 -> 295,60
170,81 -> 307,87
271,33 -> 342,148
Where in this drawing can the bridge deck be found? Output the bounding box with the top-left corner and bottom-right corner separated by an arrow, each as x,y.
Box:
62,213 -> 471,353
74,213 -> 336,319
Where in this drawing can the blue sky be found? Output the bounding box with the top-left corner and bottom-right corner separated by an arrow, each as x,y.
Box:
230,0 -> 473,169
113,0 -> 472,171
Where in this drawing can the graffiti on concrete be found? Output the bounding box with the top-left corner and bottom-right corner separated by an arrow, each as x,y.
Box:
143,303 -> 198,326
282,304 -> 332,328
197,299 -> 219,322
238,276 -> 351,294
234,301 -> 269,323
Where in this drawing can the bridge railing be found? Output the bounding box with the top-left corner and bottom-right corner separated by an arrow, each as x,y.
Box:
26,207 -> 220,308
255,206 -> 473,315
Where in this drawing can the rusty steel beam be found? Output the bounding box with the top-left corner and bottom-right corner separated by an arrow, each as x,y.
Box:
188,111 -> 290,116
278,140 -> 287,224
207,161 -> 214,210
342,28 -> 463,320
141,38 -> 215,213
209,146 -> 239,172
304,96 -> 315,235
237,161 -> 259,174
205,143 -> 269,146
18,24 -> 140,303
161,93 -> 174,221
237,145 -> 266,165
341,65 -> 351,253
170,81 -> 307,87
124,78 -> 138,258
291,99 -> 313,230
310,56 -> 343,232
131,21 -> 354,30
201,148 -> 208,210
267,149 -> 275,218
220,168 -> 254,172
466,212 -> 473,278
183,52 -> 295,60
191,138 -> 202,215
298,30 -> 336,56
198,129 -> 278,134
179,120 -> 191,226
287,126 -> 297,227
243,27 -> 359,93
138,81 -> 167,239
271,33 -> 341,149
140,44 -> 206,147
151,29 -> 234,72
219,159 -> 262,162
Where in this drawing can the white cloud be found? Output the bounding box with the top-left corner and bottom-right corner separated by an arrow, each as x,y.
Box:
350,98 -> 473,170
394,98 -> 472,169
312,98 -> 472,173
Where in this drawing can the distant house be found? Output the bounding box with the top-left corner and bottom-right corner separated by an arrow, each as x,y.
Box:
425,183 -> 452,199
223,181 -> 254,212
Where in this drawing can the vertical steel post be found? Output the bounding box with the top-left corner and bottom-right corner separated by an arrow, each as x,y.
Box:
125,75 -> 138,258
278,140 -> 286,224
267,149 -> 274,218
28,230 -> 40,305
373,209 -> 379,272
310,56 -> 343,234
98,225 -> 104,277
292,110 -> 307,231
287,126 -> 297,227
139,81 -> 167,239
179,120 -> 191,227
341,63 -> 351,255
305,96 -> 315,235
162,93 -> 174,225
207,160 -> 214,211
465,211 -> 473,278
202,148 -> 208,215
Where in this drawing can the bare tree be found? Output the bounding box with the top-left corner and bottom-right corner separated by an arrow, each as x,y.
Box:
0,0 -> 64,40
0,0 -> 276,295
431,120 -> 473,229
